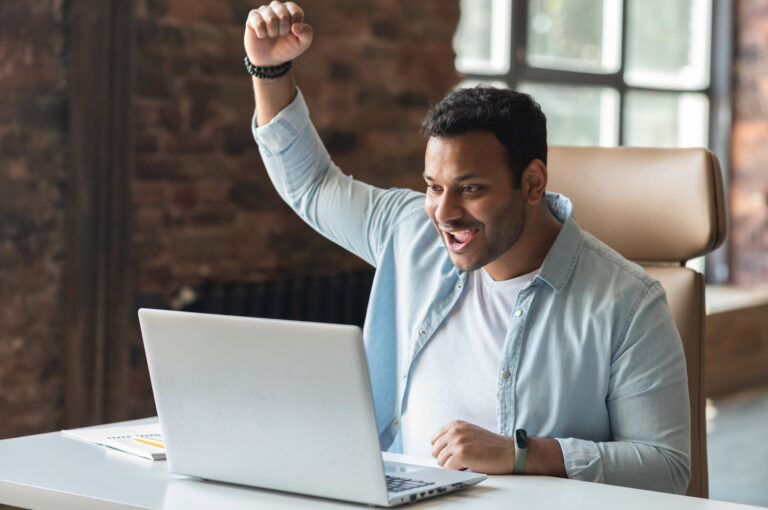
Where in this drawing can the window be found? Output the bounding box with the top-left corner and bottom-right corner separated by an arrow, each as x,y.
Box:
453,0 -> 732,280
453,0 -> 716,148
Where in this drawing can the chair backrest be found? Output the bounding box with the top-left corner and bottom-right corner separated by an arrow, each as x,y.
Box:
547,146 -> 727,498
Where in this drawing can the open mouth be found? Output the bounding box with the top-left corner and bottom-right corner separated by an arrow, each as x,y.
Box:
444,228 -> 479,253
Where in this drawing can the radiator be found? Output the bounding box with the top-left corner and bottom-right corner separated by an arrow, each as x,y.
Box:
182,269 -> 375,327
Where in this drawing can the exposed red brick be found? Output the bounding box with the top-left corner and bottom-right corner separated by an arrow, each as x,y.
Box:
0,0 -> 459,430
0,0 -> 66,439
731,0 -> 768,285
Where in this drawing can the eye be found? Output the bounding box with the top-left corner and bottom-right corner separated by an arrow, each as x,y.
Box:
426,184 -> 441,193
462,185 -> 479,193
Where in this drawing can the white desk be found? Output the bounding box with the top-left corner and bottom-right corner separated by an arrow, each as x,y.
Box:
0,418 -> 763,510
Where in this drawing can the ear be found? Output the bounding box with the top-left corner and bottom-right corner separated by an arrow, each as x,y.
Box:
521,159 -> 548,204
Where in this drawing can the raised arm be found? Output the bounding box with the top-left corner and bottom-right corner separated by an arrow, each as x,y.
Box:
244,2 -> 425,267
244,1 -> 313,126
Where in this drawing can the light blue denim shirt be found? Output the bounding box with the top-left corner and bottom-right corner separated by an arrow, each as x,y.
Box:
252,90 -> 691,494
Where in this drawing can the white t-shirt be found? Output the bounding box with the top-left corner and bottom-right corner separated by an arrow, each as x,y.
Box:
401,267 -> 538,458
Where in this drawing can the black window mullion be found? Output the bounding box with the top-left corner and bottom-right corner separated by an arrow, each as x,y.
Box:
519,67 -> 622,88
708,0 -> 732,165
704,0 -> 733,284
618,0 -> 629,146
619,84 -> 711,95
507,0 -> 529,90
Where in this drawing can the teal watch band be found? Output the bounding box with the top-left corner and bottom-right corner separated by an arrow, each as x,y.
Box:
513,429 -> 528,474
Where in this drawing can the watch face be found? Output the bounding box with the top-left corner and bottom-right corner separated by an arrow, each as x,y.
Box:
515,429 -> 528,449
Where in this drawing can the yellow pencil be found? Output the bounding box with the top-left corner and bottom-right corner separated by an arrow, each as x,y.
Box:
132,435 -> 165,448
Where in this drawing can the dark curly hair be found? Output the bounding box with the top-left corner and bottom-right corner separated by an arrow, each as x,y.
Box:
421,86 -> 547,189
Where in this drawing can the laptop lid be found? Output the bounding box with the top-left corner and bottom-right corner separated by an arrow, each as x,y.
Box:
138,308 -> 390,506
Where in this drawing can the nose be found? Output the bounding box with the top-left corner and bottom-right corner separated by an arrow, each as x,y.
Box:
434,190 -> 463,225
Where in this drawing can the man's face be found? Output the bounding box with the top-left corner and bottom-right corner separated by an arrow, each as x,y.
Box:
423,132 -> 528,274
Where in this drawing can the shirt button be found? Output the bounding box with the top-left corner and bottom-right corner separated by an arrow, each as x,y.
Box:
402,374 -> 407,380
514,309 -> 523,317
394,418 -> 399,425
457,282 -> 463,290
502,370 -> 511,379
419,329 -> 426,336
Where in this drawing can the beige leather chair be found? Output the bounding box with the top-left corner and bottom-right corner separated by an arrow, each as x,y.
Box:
547,146 -> 727,498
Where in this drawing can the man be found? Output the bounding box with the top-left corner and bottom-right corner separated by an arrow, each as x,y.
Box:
244,1 -> 691,494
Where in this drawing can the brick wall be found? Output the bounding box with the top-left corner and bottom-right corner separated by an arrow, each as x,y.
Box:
0,0 -> 67,438
132,0 -> 458,295
127,0 -> 460,417
4,0 -> 761,495
731,0 -> 768,284
0,0 -> 461,436
8,0 -> 764,436
127,0 -> 768,417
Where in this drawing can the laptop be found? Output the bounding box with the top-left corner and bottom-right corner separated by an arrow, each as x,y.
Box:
138,308 -> 486,506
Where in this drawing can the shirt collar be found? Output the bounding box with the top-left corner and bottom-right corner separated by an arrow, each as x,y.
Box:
535,192 -> 584,294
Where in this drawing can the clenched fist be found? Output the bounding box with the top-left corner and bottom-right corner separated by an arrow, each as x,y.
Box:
244,1 -> 313,67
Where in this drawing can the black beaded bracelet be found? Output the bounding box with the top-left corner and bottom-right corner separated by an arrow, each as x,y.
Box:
244,56 -> 293,79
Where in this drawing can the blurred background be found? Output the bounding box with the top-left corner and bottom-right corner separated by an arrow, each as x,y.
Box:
0,0 -> 766,506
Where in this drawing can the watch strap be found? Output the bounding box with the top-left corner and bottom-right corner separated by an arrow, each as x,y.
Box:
513,428 -> 528,474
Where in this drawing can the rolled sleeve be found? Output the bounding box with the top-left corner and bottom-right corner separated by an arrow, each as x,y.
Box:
251,89 -> 310,156
556,437 -> 604,483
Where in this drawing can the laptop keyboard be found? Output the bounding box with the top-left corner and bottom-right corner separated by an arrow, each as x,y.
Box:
385,475 -> 436,493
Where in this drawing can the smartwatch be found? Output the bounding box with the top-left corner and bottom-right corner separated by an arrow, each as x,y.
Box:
513,428 -> 528,474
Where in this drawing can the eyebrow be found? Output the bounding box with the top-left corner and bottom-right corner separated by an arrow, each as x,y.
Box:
422,172 -> 483,182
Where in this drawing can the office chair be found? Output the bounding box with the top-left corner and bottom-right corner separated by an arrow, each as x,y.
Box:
547,146 -> 727,498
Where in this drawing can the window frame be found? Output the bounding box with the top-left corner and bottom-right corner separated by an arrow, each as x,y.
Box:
455,0 -> 733,283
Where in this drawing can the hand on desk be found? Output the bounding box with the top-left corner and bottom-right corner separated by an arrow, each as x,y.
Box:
431,420 -> 567,477
431,421 -> 516,474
